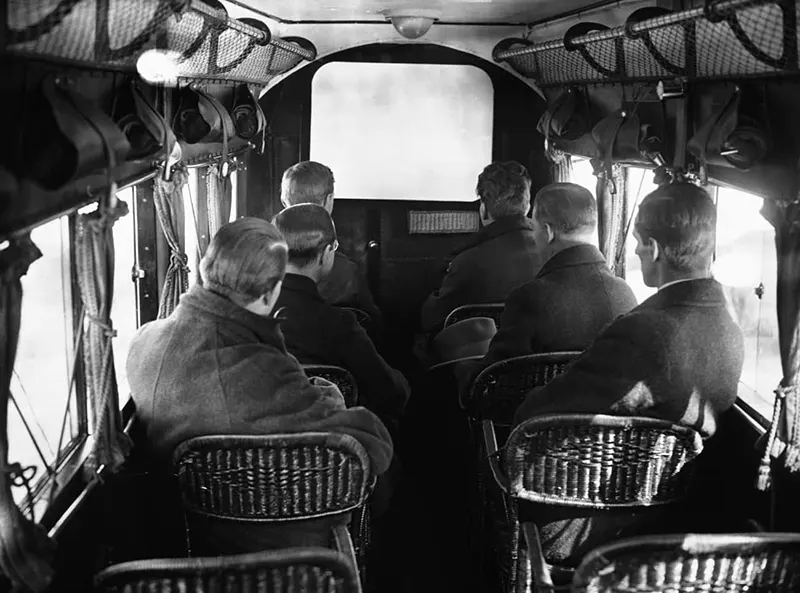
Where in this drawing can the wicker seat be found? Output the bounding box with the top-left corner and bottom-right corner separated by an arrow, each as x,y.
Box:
302,364 -> 359,406
95,547 -> 360,593
463,352 -> 579,423
443,303 -> 504,329
172,433 -> 374,587
572,532 -> 800,592
466,352 -> 579,591
484,414 -> 704,593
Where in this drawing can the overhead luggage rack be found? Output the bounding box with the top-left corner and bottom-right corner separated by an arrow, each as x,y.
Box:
493,0 -> 800,86
6,0 -> 317,86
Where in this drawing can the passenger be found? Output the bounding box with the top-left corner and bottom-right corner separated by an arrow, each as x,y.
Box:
513,181 -> 745,565
280,161 -> 383,331
126,217 -> 393,553
419,161 -> 542,335
272,204 -> 410,435
473,182 -> 637,373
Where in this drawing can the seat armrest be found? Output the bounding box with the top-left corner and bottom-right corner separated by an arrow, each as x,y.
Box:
332,523 -> 363,593
428,354 -> 484,372
482,420 -> 509,491
522,521 -> 555,593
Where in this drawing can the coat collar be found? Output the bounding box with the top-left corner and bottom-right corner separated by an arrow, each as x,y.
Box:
280,273 -> 323,302
451,215 -> 534,257
639,277 -> 727,310
537,244 -> 607,277
178,284 -> 286,349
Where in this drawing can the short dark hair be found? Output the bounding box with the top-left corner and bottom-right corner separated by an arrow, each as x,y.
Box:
272,204 -> 337,267
200,217 -> 287,304
533,182 -> 597,235
634,181 -> 716,271
476,161 -> 532,219
281,161 -> 335,206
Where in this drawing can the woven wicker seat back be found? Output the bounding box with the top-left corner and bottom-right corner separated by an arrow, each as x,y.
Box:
302,364 -> 359,407
465,352 -> 579,421
504,415 -> 704,508
573,533 -> 800,592
95,547 -> 359,593
444,303 -> 505,329
173,433 -> 374,521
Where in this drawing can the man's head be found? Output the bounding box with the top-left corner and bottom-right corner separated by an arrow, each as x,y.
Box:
199,217 -> 287,317
272,203 -> 338,283
531,182 -> 598,261
280,161 -> 335,214
476,161 -> 532,224
633,181 -> 716,288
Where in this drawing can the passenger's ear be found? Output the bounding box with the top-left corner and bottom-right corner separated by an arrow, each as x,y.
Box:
545,222 -> 555,244
479,202 -> 487,221
650,238 -> 661,261
264,279 -> 283,312
325,193 -> 335,213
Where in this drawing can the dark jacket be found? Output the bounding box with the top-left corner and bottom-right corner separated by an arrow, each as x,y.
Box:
511,278 -> 745,566
476,244 -> 637,372
127,284 -> 394,474
514,278 -> 744,436
420,215 -> 542,333
274,274 -> 410,430
318,251 -> 383,332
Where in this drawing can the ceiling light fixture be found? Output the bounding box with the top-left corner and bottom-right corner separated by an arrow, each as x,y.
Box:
384,8 -> 441,40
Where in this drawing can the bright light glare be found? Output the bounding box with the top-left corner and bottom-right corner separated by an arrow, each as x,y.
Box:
310,62 -> 494,202
136,49 -> 182,86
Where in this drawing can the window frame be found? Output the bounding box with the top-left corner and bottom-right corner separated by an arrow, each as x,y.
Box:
13,178 -> 155,521
309,61 -> 496,203
10,213 -> 89,519
711,182 -> 779,431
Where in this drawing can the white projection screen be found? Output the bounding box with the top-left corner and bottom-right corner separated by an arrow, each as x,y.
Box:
310,62 -> 494,202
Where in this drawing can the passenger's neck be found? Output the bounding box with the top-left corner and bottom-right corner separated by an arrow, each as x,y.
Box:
657,267 -> 712,288
544,236 -> 597,261
286,264 -> 322,284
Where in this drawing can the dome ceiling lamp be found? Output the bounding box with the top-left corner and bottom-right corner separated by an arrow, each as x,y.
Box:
384,8 -> 442,40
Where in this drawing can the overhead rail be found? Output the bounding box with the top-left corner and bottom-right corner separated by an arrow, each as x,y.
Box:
6,0 -> 317,86
493,0 -> 799,86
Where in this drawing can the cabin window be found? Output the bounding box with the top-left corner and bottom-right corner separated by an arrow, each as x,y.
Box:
569,159 -> 658,303
309,62 -> 494,202
713,186 -> 780,421
183,168 -> 201,287
113,187 -> 139,409
8,217 -> 79,504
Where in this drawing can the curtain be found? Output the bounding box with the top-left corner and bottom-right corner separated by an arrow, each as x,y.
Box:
206,162 -> 232,240
757,185 -> 800,490
75,199 -> 132,479
552,152 -> 573,184
596,164 -> 627,278
0,235 -> 54,592
154,165 -> 189,318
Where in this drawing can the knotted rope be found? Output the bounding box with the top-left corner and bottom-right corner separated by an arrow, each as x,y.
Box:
154,165 -> 190,318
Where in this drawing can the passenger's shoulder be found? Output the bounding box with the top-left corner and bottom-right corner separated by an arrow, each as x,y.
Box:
333,251 -> 359,270
129,318 -> 169,349
601,304 -> 671,341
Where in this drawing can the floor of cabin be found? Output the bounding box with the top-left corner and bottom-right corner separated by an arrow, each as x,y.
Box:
368,360 -> 493,593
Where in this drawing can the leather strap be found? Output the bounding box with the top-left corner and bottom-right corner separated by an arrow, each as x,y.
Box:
112,80 -> 175,161
687,88 -> 740,180
39,78 -> 130,185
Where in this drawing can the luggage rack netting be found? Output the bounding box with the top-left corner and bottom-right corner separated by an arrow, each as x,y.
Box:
6,0 -> 316,85
494,0 -> 798,86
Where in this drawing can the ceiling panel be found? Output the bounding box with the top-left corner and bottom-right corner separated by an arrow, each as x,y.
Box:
228,0 -> 612,24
